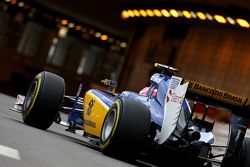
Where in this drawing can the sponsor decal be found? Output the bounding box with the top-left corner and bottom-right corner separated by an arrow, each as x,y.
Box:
87,99 -> 95,116
166,89 -> 185,104
166,76 -> 184,104
84,119 -> 96,128
187,81 -> 247,106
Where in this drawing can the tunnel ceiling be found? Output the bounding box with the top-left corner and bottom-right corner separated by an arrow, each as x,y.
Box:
34,0 -> 250,38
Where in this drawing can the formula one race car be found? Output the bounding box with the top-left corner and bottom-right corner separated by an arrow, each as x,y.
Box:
12,63 -> 250,167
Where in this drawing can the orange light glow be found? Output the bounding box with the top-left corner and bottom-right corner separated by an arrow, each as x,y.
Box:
121,10 -> 129,19
169,9 -> 179,17
128,10 -> 135,17
196,12 -> 206,20
236,18 -> 250,28
182,10 -> 191,19
100,34 -> 108,41
61,19 -> 68,25
214,15 -> 227,24
146,9 -> 154,17
133,10 -> 140,17
75,25 -> 82,31
10,0 -> 17,4
161,9 -> 170,17
139,9 -> 147,17
153,9 -> 162,17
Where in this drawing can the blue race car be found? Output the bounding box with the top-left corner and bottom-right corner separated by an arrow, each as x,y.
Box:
18,63 -> 250,167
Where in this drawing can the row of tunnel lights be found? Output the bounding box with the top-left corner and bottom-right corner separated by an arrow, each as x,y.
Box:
59,19 -> 128,48
2,0 -> 128,48
121,9 -> 250,28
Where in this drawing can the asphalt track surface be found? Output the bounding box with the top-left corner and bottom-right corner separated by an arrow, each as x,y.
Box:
0,93 -> 146,167
1,93 -> 250,167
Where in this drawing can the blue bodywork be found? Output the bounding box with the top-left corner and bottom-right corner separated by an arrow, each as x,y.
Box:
120,73 -> 189,127
68,73 -> 189,128
66,72 -> 214,144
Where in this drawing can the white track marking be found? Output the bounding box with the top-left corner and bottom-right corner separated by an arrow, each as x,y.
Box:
0,145 -> 21,160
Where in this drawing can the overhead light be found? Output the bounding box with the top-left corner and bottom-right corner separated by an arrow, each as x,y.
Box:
196,12 -> 206,20
133,10 -> 140,17
139,9 -> 147,17
61,19 -> 68,26
121,10 -> 129,19
226,17 -> 235,25
206,13 -> 213,21
182,10 -> 191,19
100,34 -> 108,41
10,0 -> 17,4
169,9 -> 179,17
68,23 -> 75,28
75,25 -> 82,31
128,10 -> 135,17
146,9 -> 154,17
214,15 -> 226,24
52,38 -> 58,44
153,9 -> 162,17
161,9 -> 170,17
236,18 -> 250,28
5,0 -> 11,2
95,32 -> 101,38
177,10 -> 183,17
18,2 -> 24,7
190,11 -> 197,19
58,27 -> 68,38
120,42 -> 127,48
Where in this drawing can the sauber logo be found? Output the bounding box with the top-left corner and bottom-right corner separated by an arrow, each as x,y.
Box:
87,99 -> 95,115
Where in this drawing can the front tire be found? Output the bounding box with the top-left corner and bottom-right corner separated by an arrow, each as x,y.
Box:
100,98 -> 151,158
22,71 -> 65,130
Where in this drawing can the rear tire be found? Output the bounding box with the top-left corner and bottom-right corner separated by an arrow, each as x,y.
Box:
22,71 -> 65,130
241,137 -> 250,167
100,98 -> 151,159
229,137 -> 250,167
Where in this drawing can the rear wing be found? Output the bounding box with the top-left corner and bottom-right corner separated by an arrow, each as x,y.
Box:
184,80 -> 249,115
183,80 -> 250,166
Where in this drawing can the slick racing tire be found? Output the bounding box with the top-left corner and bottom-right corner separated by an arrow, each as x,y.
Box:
240,137 -> 250,167
100,98 -> 151,159
230,137 -> 250,167
22,71 -> 65,130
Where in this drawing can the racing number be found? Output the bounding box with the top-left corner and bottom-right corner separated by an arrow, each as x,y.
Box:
87,99 -> 95,115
